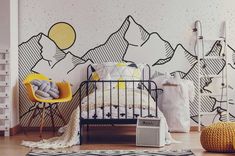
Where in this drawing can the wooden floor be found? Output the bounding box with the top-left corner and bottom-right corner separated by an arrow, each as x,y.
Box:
0,126 -> 234,156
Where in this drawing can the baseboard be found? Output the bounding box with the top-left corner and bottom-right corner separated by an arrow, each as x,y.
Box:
0,124 -> 21,136
190,126 -> 205,131
20,126 -> 60,131
0,125 -> 204,136
11,124 -> 22,135
85,125 -> 204,132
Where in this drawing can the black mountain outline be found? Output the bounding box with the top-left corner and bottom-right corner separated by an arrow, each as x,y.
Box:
126,16 -> 150,47
18,32 -> 85,124
79,15 -> 230,123
81,15 -> 131,63
153,43 -> 197,66
228,44 -> 235,69
19,15 -> 235,125
122,17 -> 176,66
19,34 -> 47,124
205,41 -> 222,56
29,33 -> 86,74
228,63 -> 235,69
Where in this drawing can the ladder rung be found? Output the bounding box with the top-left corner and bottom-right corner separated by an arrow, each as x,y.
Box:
0,104 -> 8,109
0,59 -> 9,64
0,93 -> 9,97
0,71 -> 9,75
0,126 -> 9,131
0,50 -> 9,54
0,82 -> 9,86
0,114 -> 9,119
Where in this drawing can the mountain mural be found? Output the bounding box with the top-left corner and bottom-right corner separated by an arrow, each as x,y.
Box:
19,15 -> 235,127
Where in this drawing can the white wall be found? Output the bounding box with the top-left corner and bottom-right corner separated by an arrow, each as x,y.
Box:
18,0 -> 235,126
19,0 -> 235,55
0,0 -> 19,128
0,0 -> 10,48
9,0 -> 19,128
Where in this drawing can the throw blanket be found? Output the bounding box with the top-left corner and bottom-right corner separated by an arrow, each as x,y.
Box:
21,108 -> 80,149
21,88 -> 177,149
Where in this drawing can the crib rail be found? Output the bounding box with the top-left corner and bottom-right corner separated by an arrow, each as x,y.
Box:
87,64 -> 151,80
79,80 -> 158,121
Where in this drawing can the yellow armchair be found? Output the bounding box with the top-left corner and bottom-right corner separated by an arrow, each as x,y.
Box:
23,73 -> 72,103
23,73 -> 72,137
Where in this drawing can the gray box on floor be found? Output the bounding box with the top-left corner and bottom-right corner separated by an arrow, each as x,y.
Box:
136,117 -> 165,147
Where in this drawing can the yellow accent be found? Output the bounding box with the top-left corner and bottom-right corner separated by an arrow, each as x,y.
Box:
115,77 -> 125,89
48,22 -> 76,50
92,72 -> 100,81
116,62 -> 126,67
133,69 -> 141,78
200,122 -> 235,153
23,73 -> 50,84
24,73 -> 72,103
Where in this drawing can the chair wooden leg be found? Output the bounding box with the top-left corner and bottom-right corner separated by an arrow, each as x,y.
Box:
25,105 -> 38,134
55,104 -> 66,125
39,103 -> 46,138
49,105 -> 55,133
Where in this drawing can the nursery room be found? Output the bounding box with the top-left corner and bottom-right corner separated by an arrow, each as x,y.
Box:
0,0 -> 235,155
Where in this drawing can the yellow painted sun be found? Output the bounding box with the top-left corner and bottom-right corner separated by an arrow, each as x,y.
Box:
48,22 -> 76,50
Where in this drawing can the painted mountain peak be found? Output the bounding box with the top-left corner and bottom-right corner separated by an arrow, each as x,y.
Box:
19,15 -> 235,127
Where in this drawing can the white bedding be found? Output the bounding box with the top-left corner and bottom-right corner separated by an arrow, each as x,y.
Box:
21,87 -> 175,149
81,88 -> 175,145
81,88 -> 157,119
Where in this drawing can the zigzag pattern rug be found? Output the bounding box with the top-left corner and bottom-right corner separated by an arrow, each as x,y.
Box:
27,149 -> 195,156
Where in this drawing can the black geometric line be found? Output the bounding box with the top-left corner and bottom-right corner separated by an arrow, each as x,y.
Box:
228,44 -> 235,52
139,25 -> 149,43
153,57 -> 172,65
206,41 -> 222,56
19,15 -> 235,126
19,34 -> 43,126
67,59 -> 89,74
18,30 -> 83,126
170,71 -> 186,78
165,43 -> 174,58
82,16 -> 131,63
201,77 -> 213,93
152,43 -> 197,66
228,63 -> 235,69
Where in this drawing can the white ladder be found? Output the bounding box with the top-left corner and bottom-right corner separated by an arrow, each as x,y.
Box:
195,21 -> 229,131
0,49 -> 10,136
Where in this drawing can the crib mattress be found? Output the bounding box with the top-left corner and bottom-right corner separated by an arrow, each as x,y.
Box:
81,88 -> 157,119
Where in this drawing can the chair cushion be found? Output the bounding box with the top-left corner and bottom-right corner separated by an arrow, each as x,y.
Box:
200,122 -> 235,153
35,90 -> 50,98
30,79 -> 60,99
48,90 -> 59,99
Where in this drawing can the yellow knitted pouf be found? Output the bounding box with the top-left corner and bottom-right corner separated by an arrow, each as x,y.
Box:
200,122 -> 235,153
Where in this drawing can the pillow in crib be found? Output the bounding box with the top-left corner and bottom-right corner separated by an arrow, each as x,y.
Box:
91,62 -> 145,90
